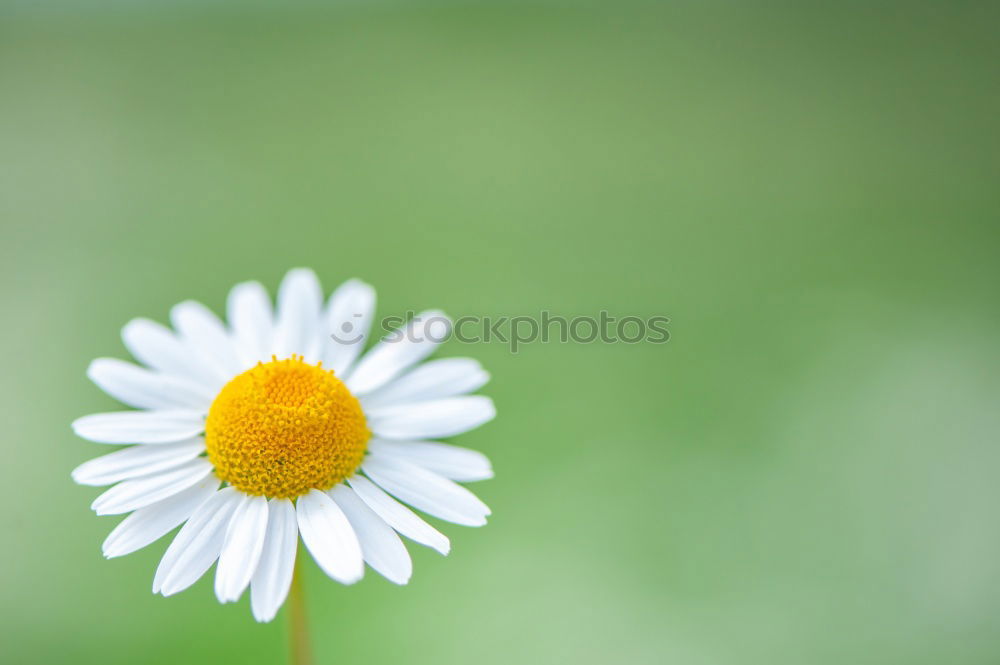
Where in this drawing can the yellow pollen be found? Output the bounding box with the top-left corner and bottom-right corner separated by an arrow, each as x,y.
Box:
205,356 -> 369,499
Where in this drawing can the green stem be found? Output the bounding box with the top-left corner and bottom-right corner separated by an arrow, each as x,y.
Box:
288,553 -> 313,665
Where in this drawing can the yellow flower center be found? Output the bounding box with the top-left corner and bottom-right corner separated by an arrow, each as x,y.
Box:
205,356 -> 369,499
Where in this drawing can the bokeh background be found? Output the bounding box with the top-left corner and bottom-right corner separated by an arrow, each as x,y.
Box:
2,2 -> 999,664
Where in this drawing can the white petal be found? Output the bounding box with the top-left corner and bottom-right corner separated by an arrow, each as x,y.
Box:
72,438 -> 205,486
102,476 -> 218,558
346,311 -> 452,395
87,358 -> 214,411
330,484 -> 411,584
367,396 -> 495,440
273,268 -> 323,362
227,281 -> 273,368
360,358 -> 489,409
154,487 -> 242,595
347,475 -> 450,555
251,498 -> 298,622
122,318 -> 225,389
215,495 -> 269,603
72,410 -> 205,444
321,279 -> 376,377
362,456 -> 490,527
367,439 -> 493,482
90,458 -> 214,515
295,489 -> 363,584
170,300 -> 243,378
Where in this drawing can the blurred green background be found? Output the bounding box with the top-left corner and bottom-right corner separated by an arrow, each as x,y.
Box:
2,2 -> 999,664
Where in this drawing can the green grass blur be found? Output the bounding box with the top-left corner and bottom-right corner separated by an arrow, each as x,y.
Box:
1,3 -> 999,664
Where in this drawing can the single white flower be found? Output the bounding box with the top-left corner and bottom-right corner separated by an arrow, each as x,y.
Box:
72,268 -> 494,622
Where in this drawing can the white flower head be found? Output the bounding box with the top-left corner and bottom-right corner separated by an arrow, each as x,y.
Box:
72,269 -> 495,622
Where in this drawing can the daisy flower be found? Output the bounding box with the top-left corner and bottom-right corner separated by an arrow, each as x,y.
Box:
72,269 -> 495,623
